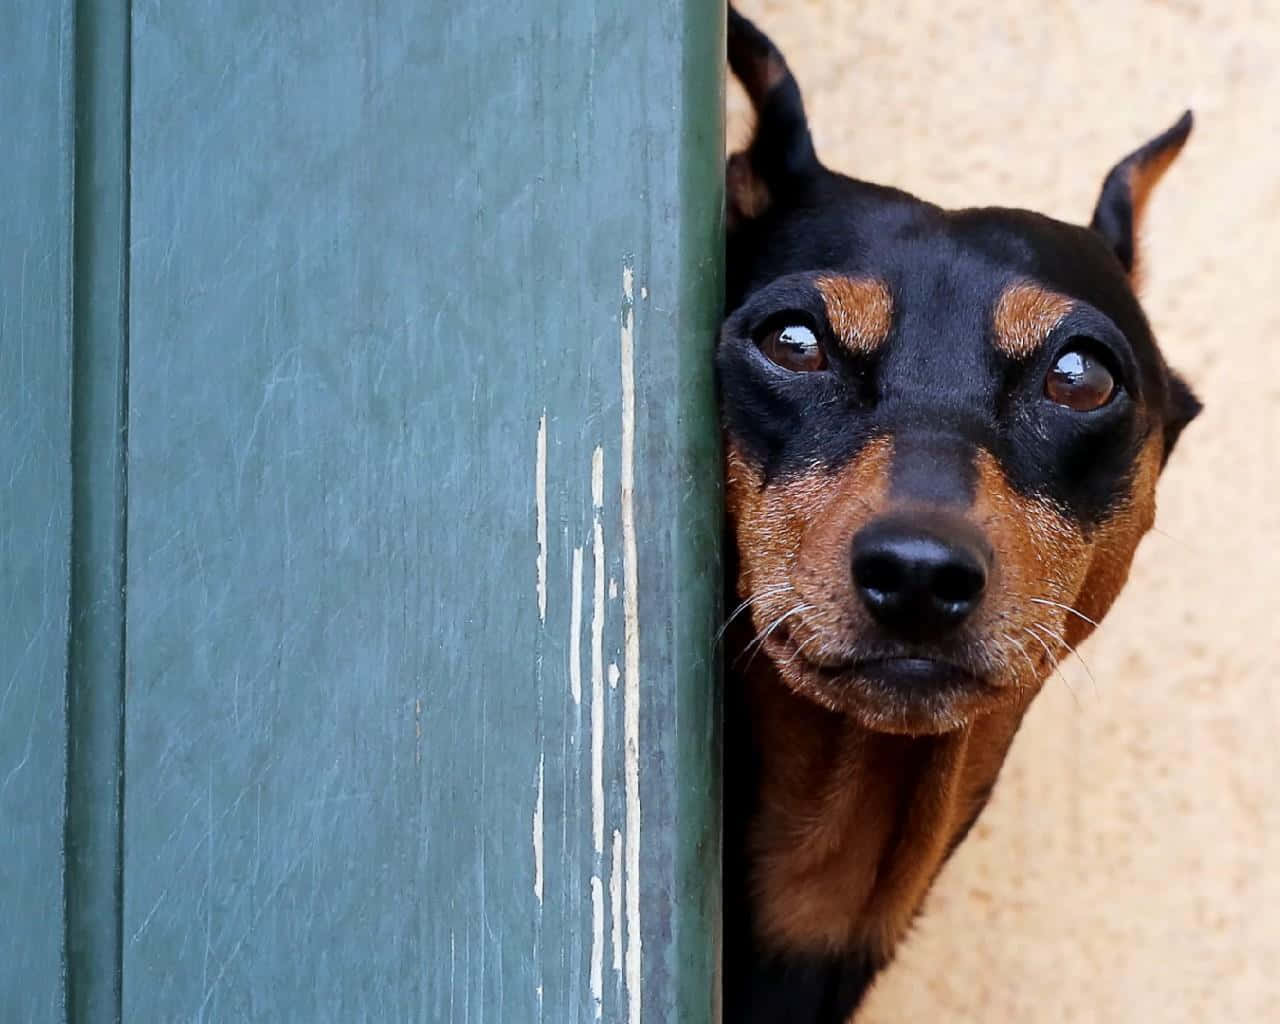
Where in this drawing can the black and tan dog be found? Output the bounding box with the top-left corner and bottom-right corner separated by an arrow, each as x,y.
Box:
720,9 -> 1200,1021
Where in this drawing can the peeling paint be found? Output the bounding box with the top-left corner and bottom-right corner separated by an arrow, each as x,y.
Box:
591,446 -> 606,857
536,412 -> 547,622
591,445 -> 604,511
611,828 -> 623,973
620,261 -> 642,1024
533,753 -> 544,904
591,873 -> 605,1017
608,663 -> 620,690
570,546 -> 584,705
590,442 -> 607,1013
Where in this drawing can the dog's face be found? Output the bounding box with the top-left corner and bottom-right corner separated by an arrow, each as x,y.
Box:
721,14 -> 1200,735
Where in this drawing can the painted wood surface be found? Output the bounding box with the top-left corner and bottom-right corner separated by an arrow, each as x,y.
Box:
121,2 -> 723,1021
0,3 -> 74,1019
65,1 -> 131,1019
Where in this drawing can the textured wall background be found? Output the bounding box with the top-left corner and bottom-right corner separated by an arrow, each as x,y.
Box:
729,2 -> 1279,1020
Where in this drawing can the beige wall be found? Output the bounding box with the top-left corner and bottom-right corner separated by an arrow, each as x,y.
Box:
728,2 -> 1280,1020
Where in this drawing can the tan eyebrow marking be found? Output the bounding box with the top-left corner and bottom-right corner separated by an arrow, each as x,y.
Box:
814,276 -> 894,355
992,281 -> 1074,359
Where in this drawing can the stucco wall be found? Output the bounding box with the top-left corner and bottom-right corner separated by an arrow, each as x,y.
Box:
728,2 -> 1279,1020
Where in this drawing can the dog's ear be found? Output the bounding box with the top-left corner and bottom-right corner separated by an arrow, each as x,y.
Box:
1161,367 -> 1202,462
727,7 -> 821,227
1089,111 -> 1193,284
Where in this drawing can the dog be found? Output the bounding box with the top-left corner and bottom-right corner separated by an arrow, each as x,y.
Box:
720,8 -> 1201,1021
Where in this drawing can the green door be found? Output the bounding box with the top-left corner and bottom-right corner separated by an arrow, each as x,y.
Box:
1,3 -> 75,1020
2,1 -> 724,1020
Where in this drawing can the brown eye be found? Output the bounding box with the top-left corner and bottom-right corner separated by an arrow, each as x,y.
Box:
1045,346 -> 1116,411
759,324 -> 827,373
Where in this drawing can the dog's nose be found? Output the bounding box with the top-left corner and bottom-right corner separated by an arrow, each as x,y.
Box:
851,516 -> 989,640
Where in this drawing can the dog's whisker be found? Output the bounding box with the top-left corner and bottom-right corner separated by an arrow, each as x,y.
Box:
1022,626 -> 1079,707
1148,525 -> 1192,550
1028,596 -> 1102,631
737,603 -> 813,671
781,629 -> 817,671
713,583 -> 794,647
1030,621 -> 1099,697
999,630 -> 1041,691
740,610 -> 808,672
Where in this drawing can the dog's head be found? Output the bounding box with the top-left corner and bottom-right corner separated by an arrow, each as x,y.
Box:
719,10 -> 1201,735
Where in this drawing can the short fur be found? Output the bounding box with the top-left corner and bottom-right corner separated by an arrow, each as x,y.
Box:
721,8 -> 1200,1021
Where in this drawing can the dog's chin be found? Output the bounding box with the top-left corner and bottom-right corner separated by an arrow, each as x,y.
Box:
767,639 -> 1014,736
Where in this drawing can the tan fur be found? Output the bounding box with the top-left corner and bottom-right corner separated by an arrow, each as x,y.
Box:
1064,436 -> 1162,646
991,281 -> 1073,359
970,450 -> 1088,675
745,658 -> 1035,961
1126,136 -> 1190,287
727,435 -> 1163,969
973,439 -> 1162,656
735,48 -> 788,102
727,151 -> 771,226
725,435 -> 893,714
815,276 -> 895,355
725,437 -> 1085,731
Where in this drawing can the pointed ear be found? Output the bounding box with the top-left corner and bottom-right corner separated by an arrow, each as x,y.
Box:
1089,111 -> 1193,282
727,7 -> 821,228
1161,367 -> 1202,463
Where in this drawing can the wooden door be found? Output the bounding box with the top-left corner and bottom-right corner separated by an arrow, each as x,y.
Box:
1,2 -> 724,1020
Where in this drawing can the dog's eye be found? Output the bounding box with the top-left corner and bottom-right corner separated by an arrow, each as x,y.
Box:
759,324 -> 826,373
1045,344 -> 1116,411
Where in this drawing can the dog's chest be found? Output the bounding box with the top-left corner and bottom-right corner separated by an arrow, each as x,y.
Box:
748,685 -> 1028,960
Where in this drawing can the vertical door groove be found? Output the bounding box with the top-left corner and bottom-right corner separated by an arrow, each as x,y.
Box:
64,0 -> 131,1019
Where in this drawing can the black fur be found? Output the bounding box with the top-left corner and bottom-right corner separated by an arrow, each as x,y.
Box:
727,948 -> 882,1024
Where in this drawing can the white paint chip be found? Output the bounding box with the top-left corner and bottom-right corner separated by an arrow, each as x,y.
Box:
608,662 -> 620,689
533,753 -> 544,904
570,546 -> 584,705
591,440 -> 611,1016
536,412 -> 547,622
620,261 -> 643,1024
591,873 -> 605,1017
611,829 -> 623,972
591,448 -> 606,858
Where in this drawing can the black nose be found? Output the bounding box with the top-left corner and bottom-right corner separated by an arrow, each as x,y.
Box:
851,516 -> 990,640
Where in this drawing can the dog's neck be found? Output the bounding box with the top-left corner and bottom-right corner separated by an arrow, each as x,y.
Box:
734,660 -> 1030,963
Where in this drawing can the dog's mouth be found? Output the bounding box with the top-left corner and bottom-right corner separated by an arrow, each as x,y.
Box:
772,625 -> 995,689
845,655 -> 990,690
766,626 -> 1018,732
807,653 -> 997,700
